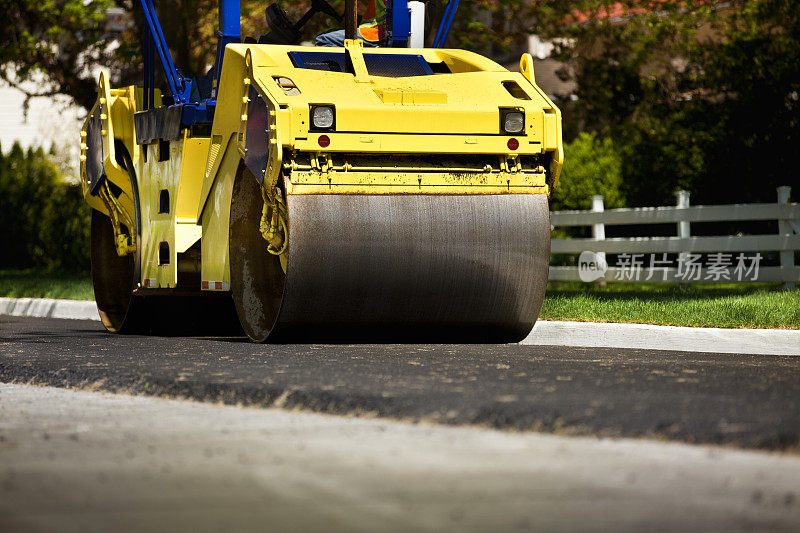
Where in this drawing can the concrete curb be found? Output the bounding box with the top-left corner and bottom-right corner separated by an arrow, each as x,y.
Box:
1,297 -> 798,355
524,320 -> 800,356
0,297 -> 99,322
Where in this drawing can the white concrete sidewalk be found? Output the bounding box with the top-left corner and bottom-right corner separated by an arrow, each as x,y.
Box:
1,296 -> 798,355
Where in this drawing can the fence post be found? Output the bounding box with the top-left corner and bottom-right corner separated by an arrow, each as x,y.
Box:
676,190 -> 691,239
676,190 -> 691,286
777,186 -> 795,290
591,195 -> 606,285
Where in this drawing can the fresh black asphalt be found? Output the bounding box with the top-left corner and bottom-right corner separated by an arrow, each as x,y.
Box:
1,315 -> 799,451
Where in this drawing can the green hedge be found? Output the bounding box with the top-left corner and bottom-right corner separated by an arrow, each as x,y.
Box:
0,143 -> 90,271
550,132 -> 625,212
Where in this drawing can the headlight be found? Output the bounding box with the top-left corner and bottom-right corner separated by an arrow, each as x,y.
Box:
502,110 -> 525,134
310,105 -> 335,130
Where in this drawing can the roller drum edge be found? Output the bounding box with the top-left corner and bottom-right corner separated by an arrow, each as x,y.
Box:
231,174 -> 550,343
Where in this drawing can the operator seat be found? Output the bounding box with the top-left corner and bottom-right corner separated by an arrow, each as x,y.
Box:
259,0 -> 343,45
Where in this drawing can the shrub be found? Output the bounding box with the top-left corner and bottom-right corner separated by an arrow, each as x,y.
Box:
0,142 -> 90,271
550,132 -> 625,212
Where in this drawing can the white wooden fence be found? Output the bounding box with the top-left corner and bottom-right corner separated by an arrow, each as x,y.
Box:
549,186 -> 800,289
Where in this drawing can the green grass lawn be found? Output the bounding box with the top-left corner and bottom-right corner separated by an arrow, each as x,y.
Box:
0,270 -> 94,301
1,270 -> 798,329
541,282 -> 800,329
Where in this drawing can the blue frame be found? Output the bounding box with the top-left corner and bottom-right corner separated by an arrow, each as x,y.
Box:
139,0 -> 241,126
139,0 -> 193,106
433,0 -> 459,48
389,0 -> 410,47
212,0 -> 241,93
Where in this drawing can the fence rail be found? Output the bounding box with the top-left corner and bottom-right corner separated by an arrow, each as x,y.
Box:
552,235 -> 800,254
550,186 -> 800,288
551,203 -> 800,226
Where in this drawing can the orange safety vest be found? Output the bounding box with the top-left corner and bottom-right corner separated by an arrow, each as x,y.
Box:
358,0 -> 386,42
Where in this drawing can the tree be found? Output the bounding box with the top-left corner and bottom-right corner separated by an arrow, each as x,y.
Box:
1,0 -> 343,112
442,0 -> 534,60
2,0 -> 122,111
531,0 -> 800,206
687,0 -> 800,205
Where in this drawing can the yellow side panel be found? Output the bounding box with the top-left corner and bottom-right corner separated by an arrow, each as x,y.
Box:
197,48 -> 248,221
176,134 -> 211,221
97,73 -> 132,201
173,132 -> 207,254
200,143 -> 238,287
80,76 -> 139,219
139,140 -> 183,288
108,87 -> 138,165
522,71 -> 564,185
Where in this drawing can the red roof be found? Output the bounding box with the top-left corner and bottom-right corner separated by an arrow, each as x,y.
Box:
568,0 -> 675,24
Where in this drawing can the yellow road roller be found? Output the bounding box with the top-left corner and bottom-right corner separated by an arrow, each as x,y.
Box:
80,0 -> 563,342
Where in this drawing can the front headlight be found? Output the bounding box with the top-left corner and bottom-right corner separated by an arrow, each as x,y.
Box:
501,110 -> 525,134
310,105 -> 335,131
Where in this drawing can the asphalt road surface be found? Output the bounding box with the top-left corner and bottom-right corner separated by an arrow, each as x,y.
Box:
1,315 -> 799,451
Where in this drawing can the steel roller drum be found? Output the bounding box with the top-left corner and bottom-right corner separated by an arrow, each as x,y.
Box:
230,173 -> 551,343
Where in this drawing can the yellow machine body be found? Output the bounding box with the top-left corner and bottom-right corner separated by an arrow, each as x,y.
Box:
80,41 -> 562,340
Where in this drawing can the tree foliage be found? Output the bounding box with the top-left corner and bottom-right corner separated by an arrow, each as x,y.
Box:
689,0 -> 800,205
1,0 -> 345,112
535,0 -> 800,206
2,0 -> 119,110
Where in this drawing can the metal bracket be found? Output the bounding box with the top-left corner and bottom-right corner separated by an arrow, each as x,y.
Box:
344,39 -> 372,83
99,181 -> 137,257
